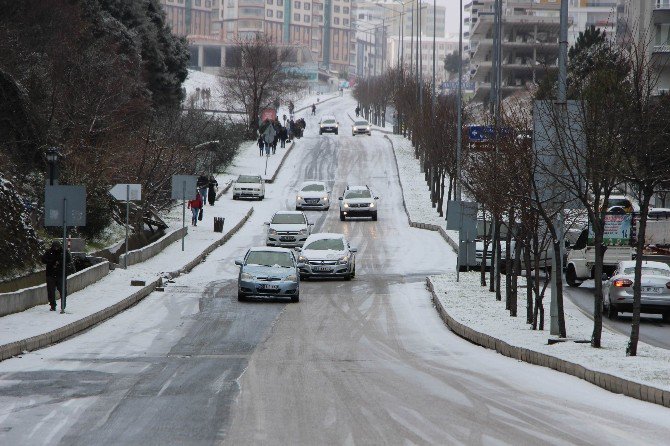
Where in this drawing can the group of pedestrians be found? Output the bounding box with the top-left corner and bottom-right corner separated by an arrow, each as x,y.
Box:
257,117 -> 306,156
187,175 -> 219,226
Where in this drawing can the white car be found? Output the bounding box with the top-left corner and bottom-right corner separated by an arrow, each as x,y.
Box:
232,174 -> 265,200
265,210 -> 313,247
338,185 -> 379,221
296,233 -> 357,280
296,181 -> 331,210
352,119 -> 371,136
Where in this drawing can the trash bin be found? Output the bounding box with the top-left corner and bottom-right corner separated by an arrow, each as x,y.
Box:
214,217 -> 225,233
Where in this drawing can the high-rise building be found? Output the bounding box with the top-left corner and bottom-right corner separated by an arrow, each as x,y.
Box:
567,0 -> 618,44
469,0 -> 563,102
161,0 -> 214,36
618,0 -> 670,94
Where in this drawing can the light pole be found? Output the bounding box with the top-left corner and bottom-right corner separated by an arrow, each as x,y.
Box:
46,148 -> 61,186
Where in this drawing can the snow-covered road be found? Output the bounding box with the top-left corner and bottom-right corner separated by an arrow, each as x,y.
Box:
0,93 -> 669,445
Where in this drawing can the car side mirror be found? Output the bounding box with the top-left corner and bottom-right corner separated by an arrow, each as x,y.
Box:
339,197 -> 343,200
296,263 -> 306,269
308,223 -> 314,226
234,259 -> 243,266
349,247 -> 358,253
374,197 -> 379,200
264,222 -> 270,225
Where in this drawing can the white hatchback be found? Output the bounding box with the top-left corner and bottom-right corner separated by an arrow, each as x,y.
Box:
232,174 -> 265,200
296,181 -> 331,210
265,211 -> 313,247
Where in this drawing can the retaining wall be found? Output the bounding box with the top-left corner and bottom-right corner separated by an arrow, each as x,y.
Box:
0,261 -> 110,317
118,227 -> 188,267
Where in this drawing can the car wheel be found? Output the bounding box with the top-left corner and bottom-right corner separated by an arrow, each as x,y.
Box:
335,130 -> 338,135
352,133 -> 355,137
319,131 -> 323,135
325,206 -> 330,211
296,206 -> 301,211
566,265 -> 582,287
606,301 -> 618,320
291,293 -> 300,303
351,265 -> 356,278
371,212 -> 378,221
259,195 -> 264,200
232,195 -> 238,200
344,273 -> 352,281
237,292 -> 245,302
339,211 -> 345,221
663,312 -> 670,323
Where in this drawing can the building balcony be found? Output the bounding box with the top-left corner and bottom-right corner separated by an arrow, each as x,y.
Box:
652,44 -> 670,54
656,0 -> 670,10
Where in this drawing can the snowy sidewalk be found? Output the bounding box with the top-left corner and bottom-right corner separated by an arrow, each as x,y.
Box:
0,132 -> 295,361
387,132 -> 670,406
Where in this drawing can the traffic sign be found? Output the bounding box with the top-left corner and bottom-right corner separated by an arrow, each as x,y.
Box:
171,175 -> 198,200
110,184 -> 141,201
45,185 -> 87,227
468,125 -> 494,141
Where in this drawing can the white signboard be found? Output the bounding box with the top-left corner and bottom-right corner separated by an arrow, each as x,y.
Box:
110,184 -> 142,201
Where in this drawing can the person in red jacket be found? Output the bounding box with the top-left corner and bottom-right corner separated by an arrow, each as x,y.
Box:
188,192 -> 203,226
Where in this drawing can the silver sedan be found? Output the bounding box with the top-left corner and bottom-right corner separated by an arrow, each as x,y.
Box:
604,260 -> 670,321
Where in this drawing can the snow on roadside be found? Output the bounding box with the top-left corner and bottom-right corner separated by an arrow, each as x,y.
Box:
390,130 -> 670,394
388,134 -> 459,242
430,272 -> 670,391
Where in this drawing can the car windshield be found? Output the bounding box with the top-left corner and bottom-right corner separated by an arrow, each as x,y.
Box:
301,184 -> 325,192
323,119 -> 336,124
246,251 -> 294,268
237,175 -> 260,183
623,267 -> 670,276
304,238 -> 345,251
272,214 -> 305,224
607,198 -> 631,208
355,121 -> 368,126
345,190 -> 371,199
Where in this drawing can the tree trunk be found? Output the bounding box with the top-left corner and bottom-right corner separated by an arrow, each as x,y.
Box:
495,219 -> 502,301
437,169 -> 445,217
552,239 -> 567,338
591,225 -> 605,348
490,216 -> 499,293
512,230 -> 522,317
481,209 -> 488,287
627,188 -> 653,356
524,232 -> 533,324
505,210 -> 514,310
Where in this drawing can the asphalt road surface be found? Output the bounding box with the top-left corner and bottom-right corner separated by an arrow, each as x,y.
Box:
565,282 -> 670,350
1,96 -> 670,445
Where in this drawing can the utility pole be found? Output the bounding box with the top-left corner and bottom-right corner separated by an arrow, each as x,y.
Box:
431,0 -> 436,109
409,1 -> 414,77
456,0 -> 463,203
550,0 -> 569,337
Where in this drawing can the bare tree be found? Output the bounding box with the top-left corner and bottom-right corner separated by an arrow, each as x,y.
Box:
219,35 -> 304,135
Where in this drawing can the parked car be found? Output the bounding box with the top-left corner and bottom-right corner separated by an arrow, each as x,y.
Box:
352,119 -> 371,136
338,185 -> 379,221
296,233 -> 357,280
235,247 -> 302,302
296,181 -> 331,210
232,175 -> 265,200
319,115 -> 339,135
604,260 -> 670,321
265,210 -> 313,247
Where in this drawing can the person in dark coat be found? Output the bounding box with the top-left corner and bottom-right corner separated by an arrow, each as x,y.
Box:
258,135 -> 265,156
279,125 -> 287,148
41,241 -> 72,311
208,176 -> 218,206
197,175 -> 209,204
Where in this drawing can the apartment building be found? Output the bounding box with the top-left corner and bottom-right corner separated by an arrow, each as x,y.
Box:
161,0 -> 214,36
567,0 -> 618,44
618,0 -> 670,93
469,0 -> 563,102
387,33 -> 460,82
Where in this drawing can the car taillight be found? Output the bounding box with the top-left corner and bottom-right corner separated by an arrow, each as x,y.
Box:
613,279 -> 633,287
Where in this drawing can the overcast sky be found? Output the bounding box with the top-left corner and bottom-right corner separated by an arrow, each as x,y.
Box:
442,0 -> 462,36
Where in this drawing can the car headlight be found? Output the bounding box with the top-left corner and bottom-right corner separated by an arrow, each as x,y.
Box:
240,272 -> 254,280
323,196 -> 329,201
297,195 -> 303,200
285,274 -> 298,282
370,202 -> 375,208
268,228 -> 277,235
298,255 -> 307,263
337,256 -> 349,265
367,126 -> 371,130
320,124 -> 324,128
344,203 -> 349,208
299,228 -> 308,235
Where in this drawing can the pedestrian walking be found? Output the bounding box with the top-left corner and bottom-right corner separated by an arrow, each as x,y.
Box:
41,241 -> 73,311
208,176 -> 218,206
311,104 -> 316,115
355,106 -> 360,117
263,119 -> 276,155
258,135 -> 265,156
197,175 -> 209,204
279,125 -> 287,148
188,192 -> 203,226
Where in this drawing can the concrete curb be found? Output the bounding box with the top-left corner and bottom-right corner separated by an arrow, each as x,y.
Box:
119,227 -> 188,268
425,277 -> 670,408
266,141 -> 295,184
0,277 -> 161,362
384,135 -> 459,253
167,206 -> 254,278
295,93 -> 339,113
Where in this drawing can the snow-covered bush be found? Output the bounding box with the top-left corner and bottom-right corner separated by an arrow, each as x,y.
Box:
0,177 -> 42,275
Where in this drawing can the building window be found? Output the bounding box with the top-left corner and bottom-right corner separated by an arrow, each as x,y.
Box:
277,0 -> 283,4
304,3 -> 310,10
343,18 -> 348,26
277,11 -> 283,18
305,15 -> 310,22
295,1 -> 300,8
195,0 -> 201,5
334,5 -> 340,12
267,9 -> 273,16
294,13 -> 300,20
343,6 -> 348,13
267,0 -> 273,3
206,0 -> 211,5
334,17 -> 339,24
358,13 -> 364,19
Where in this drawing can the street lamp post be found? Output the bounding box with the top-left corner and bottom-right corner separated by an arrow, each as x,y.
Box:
46,147 -> 61,186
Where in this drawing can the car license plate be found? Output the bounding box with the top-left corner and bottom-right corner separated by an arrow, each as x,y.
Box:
313,266 -> 331,272
280,236 -> 295,242
259,284 -> 279,290
642,286 -> 662,294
